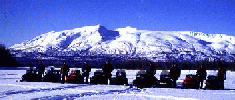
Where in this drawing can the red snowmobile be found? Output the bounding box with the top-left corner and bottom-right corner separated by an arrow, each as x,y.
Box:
182,74 -> 200,89
66,70 -> 83,84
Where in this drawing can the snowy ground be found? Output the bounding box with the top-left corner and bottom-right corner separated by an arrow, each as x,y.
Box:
1,68 -> 235,100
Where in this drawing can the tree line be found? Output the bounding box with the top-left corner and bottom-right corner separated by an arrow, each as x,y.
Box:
1,44 -> 235,70
13,57 -> 235,71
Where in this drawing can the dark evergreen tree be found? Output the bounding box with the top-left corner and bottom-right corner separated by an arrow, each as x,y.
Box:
0,44 -> 17,67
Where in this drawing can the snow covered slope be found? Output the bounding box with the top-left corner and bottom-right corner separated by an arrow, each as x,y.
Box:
10,25 -> 235,61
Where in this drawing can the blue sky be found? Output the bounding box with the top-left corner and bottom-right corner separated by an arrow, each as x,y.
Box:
1,0 -> 235,47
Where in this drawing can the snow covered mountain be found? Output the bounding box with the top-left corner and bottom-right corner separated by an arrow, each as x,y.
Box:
10,25 -> 235,62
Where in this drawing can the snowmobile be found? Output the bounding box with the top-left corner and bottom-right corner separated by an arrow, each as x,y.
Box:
182,74 -> 200,89
66,70 -> 84,84
20,67 -> 42,82
132,70 -> 159,88
90,70 -> 108,84
110,70 -> 128,85
159,70 -> 173,88
205,75 -> 224,90
42,67 -> 61,82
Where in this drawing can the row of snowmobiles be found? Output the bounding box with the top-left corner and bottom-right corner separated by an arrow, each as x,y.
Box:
20,68 -> 224,90
20,67 -> 128,85
90,69 -> 128,85
20,67 -> 62,83
133,70 -> 224,90
182,74 -> 224,90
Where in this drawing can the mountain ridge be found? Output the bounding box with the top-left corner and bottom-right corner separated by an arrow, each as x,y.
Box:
10,25 -> 235,62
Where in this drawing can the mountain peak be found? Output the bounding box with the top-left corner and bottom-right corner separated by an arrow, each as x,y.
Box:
115,26 -> 137,35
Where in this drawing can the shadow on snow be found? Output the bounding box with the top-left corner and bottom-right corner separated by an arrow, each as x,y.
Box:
31,87 -> 142,100
0,84 -> 89,98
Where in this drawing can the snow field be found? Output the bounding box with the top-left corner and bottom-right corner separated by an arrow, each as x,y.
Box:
0,68 -> 235,100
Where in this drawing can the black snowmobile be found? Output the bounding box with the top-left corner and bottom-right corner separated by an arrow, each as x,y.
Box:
90,70 -> 108,85
42,67 -> 61,82
159,70 -> 173,88
132,70 -> 159,88
20,67 -> 42,82
205,75 -> 224,90
110,70 -> 128,85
